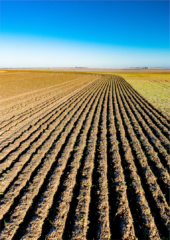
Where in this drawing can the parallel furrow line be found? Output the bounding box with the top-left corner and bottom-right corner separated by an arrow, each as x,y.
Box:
41,79 -> 106,240
0,75 -> 95,129
117,79 -> 170,200
0,80 -> 98,169
19,80 -> 106,240
0,80 -> 102,195
0,79 -> 103,240
87,80 -> 110,239
119,79 -> 170,151
0,76 -> 100,149
0,76 -> 98,136
0,74 -> 92,121
118,79 -> 170,170
106,79 -> 136,240
115,78 -> 170,237
113,78 -> 160,239
121,78 -> 170,125
71,80 -> 108,240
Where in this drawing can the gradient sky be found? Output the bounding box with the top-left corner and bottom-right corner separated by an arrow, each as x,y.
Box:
0,0 -> 169,68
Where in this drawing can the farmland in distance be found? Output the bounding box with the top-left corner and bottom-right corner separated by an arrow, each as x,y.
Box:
77,68 -> 170,117
0,70 -> 169,240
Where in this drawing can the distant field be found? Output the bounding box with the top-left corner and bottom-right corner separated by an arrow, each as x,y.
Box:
0,70 -> 82,101
82,69 -> 170,117
50,68 -> 170,116
0,70 -> 169,239
112,72 -> 170,117
0,70 -> 96,111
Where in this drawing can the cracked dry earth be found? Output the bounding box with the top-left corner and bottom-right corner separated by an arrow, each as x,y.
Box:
0,74 -> 169,240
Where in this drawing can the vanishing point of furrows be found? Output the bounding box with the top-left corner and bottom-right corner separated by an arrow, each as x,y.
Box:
0,75 -> 169,240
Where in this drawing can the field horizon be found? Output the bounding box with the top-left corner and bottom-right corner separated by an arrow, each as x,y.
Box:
1,68 -> 169,116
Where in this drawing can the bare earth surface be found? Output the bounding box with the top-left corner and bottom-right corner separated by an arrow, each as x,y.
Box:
0,71 -> 169,239
29,68 -> 170,116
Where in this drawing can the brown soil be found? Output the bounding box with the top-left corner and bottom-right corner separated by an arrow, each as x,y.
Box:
0,73 -> 169,240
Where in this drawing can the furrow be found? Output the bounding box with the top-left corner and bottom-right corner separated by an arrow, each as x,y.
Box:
87,80 -> 110,239
118,78 -> 170,171
0,75 -> 95,131
19,80 -> 106,240
117,79 -> 170,200
0,84 -> 65,125
121,77 -> 170,126
41,79 -> 105,240
70,80 -> 108,240
0,76 -> 97,138
0,74 -> 88,126
0,82 -> 100,193
0,80 -> 102,225
0,79 -> 103,240
94,80 -> 110,239
0,92 -> 61,131
119,78 -> 170,152
0,80 -> 97,170
0,76 -> 99,151
0,74 -> 168,239
117,78 -> 170,237
113,78 -> 161,239
106,78 -> 136,240
0,74 -> 92,121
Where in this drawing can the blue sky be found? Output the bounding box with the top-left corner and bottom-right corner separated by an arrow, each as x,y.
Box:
0,0 -> 169,68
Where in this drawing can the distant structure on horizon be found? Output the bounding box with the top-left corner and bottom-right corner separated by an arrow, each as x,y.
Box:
130,67 -> 148,69
75,67 -> 88,68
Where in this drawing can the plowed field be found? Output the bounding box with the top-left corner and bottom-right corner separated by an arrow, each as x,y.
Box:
0,73 -> 169,240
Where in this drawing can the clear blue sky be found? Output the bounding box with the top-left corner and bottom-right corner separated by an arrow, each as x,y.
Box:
0,0 -> 169,68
